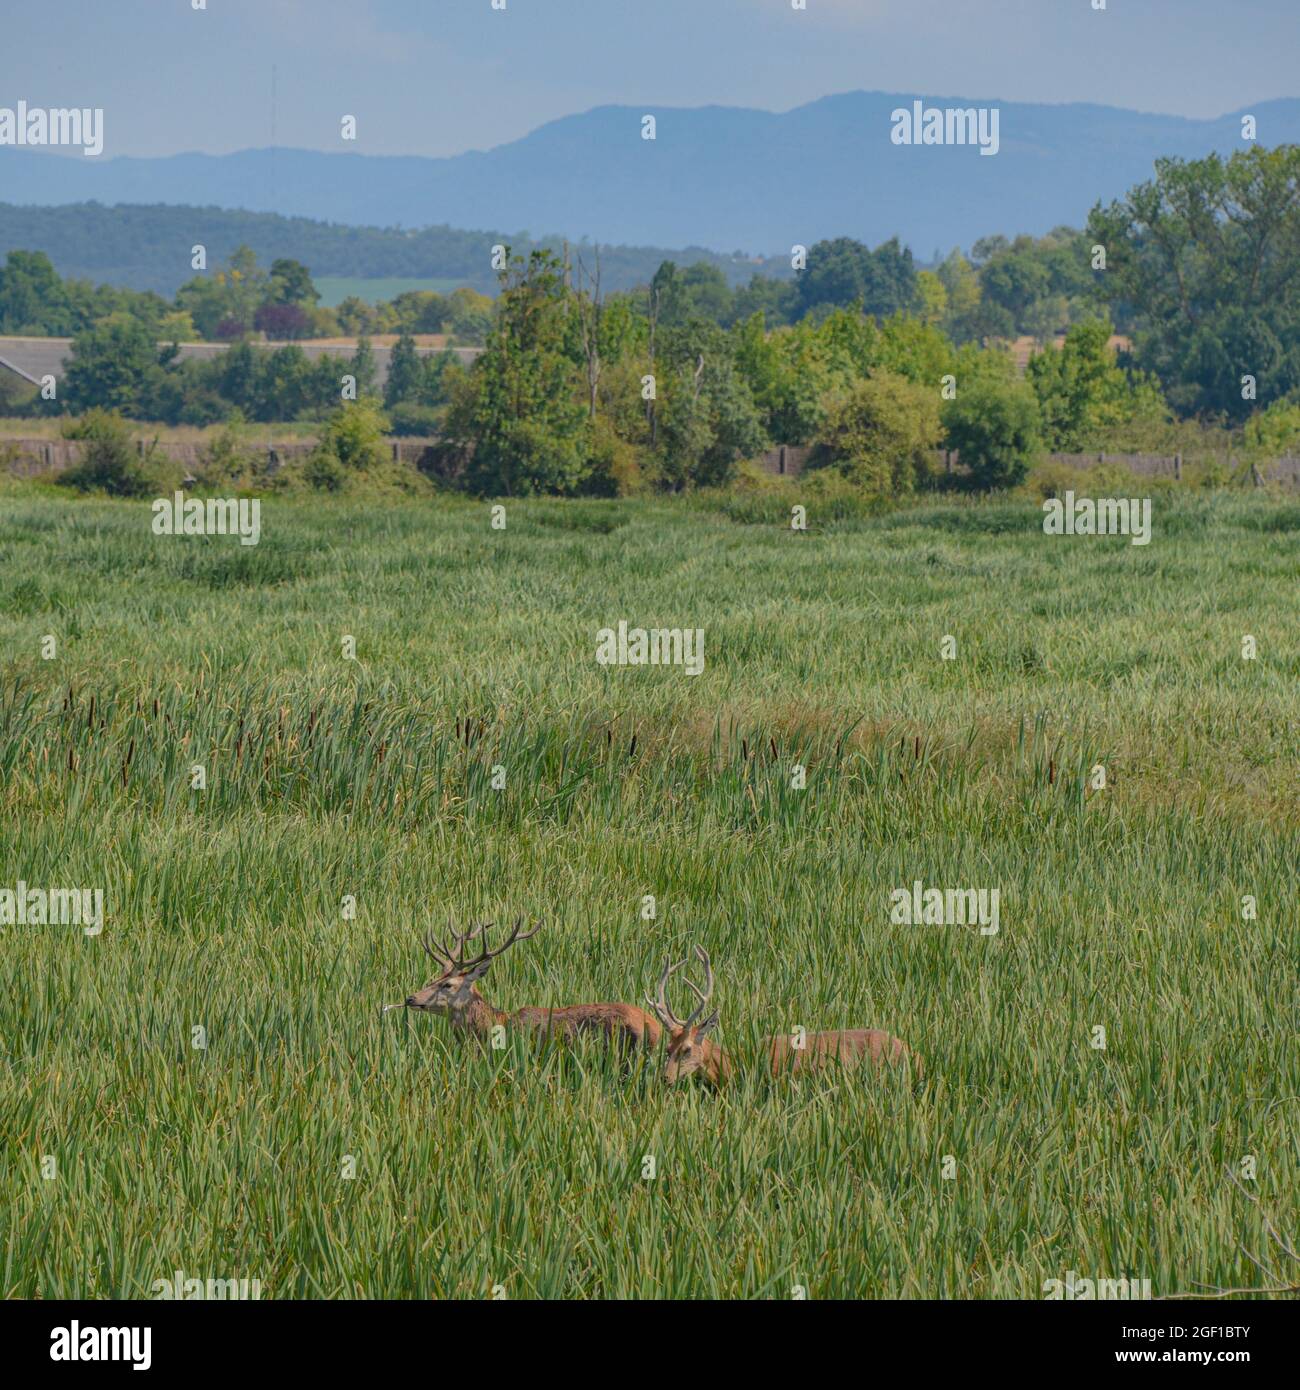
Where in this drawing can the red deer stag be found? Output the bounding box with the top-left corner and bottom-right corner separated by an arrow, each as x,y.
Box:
398,918 -> 662,1056
647,946 -> 921,1086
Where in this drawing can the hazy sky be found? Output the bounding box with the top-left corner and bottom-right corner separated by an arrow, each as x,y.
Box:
3,0 -> 1296,159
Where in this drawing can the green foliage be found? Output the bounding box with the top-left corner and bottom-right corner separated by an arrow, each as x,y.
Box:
797,236 -> 920,319
266,258 -> 319,307
943,375 -> 1041,490
814,369 -> 942,496
1089,145 -> 1300,418
56,409 -> 155,497
1027,318 -> 1166,450
313,398 -> 391,474
452,249 -> 591,496
0,248 -> 169,337
62,314 -> 167,415
649,321 -> 767,490
1243,398 -> 1300,457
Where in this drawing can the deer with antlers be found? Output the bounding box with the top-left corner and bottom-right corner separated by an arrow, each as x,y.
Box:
396,918 -> 663,1056
647,946 -> 921,1086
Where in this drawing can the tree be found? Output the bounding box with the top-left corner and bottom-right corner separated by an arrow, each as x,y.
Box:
451,248 -> 590,496
937,249 -> 986,343
384,332 -> 425,408
63,314 -> 163,414
1089,145 -> 1300,417
1027,318 -> 1164,450
267,258 -> 319,307
651,319 -> 765,489
797,237 -> 920,320
814,369 -> 942,496
254,302 -> 312,340
444,287 -> 494,344
349,336 -> 378,398
0,250 -> 68,334
943,377 -> 1041,490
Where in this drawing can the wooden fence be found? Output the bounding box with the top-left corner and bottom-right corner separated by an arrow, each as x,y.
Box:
758,445 -> 1300,488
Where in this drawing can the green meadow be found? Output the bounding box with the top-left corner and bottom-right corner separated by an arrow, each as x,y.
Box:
0,487 -> 1296,1299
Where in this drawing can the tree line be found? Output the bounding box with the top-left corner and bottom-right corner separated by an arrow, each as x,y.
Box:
6,145 -> 1300,495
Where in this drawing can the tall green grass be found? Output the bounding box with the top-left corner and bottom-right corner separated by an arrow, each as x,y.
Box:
0,488 -> 1295,1298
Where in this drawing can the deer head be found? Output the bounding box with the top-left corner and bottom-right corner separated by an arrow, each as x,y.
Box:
647,945 -> 721,1084
404,917 -> 541,1020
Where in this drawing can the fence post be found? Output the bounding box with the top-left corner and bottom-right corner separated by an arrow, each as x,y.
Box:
1174,453 -> 1182,481
779,445 -> 787,476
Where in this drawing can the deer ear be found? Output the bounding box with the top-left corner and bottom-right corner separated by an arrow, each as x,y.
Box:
464,960 -> 492,985
698,1011 -> 720,1036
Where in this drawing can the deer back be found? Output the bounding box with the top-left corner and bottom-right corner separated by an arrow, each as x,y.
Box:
511,1002 -> 662,1052
769,1028 -> 921,1076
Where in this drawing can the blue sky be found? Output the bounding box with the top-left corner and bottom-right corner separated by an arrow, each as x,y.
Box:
3,0 -> 1296,159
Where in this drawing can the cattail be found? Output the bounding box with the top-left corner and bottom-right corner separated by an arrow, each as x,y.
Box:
914,735 -> 921,760
1049,758 -> 1056,786
742,738 -> 749,761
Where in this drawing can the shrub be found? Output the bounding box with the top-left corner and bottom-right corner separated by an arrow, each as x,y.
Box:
943,376 -> 1041,490
197,411 -> 256,489
311,399 -> 390,474
813,369 -> 942,496
57,410 -> 154,497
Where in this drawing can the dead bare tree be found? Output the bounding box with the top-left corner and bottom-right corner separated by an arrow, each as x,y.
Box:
646,282 -> 660,446
574,246 -> 603,420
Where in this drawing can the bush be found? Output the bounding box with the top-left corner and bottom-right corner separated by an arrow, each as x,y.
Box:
943,377 -> 1041,490
57,410 -> 154,497
813,369 -> 942,496
196,412 -> 261,490
584,417 -> 645,498
311,398 -> 391,476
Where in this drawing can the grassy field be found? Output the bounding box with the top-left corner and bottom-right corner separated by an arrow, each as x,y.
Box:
0,486 -> 1296,1299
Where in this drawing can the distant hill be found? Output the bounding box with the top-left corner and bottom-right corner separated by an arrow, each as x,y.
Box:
3,92 -> 1298,258
0,202 -> 777,298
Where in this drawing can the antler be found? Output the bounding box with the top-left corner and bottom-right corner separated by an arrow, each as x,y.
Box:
421,916 -> 542,976
648,946 -> 715,1029
681,945 -> 715,1026
648,956 -> 688,1029
420,919 -> 490,972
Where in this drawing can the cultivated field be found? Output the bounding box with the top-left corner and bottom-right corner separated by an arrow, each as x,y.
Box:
0,489 -> 1296,1298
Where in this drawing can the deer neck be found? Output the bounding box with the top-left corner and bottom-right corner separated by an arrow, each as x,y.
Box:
703,1040 -> 733,1087
450,990 -> 509,1039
